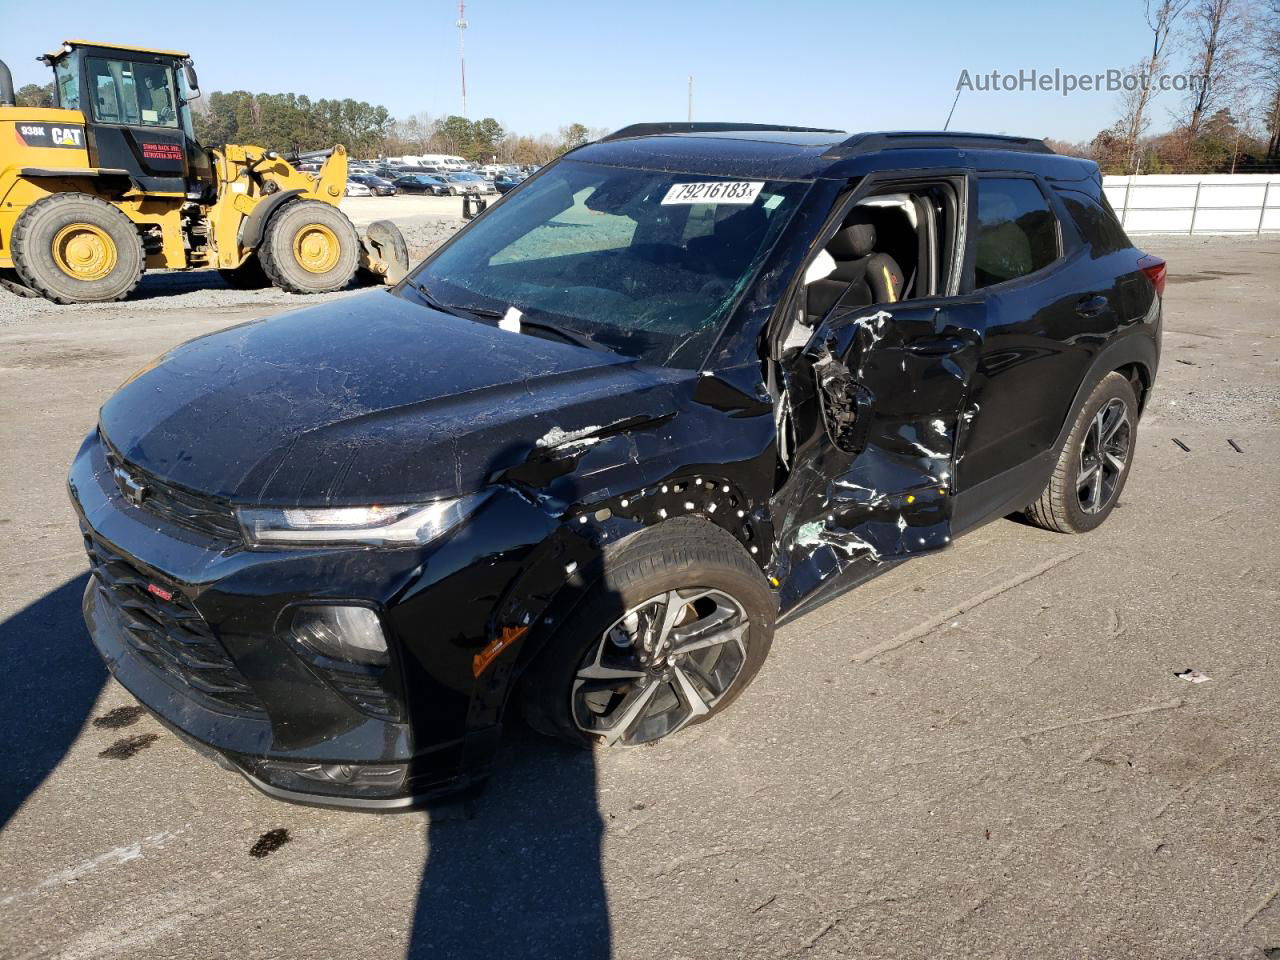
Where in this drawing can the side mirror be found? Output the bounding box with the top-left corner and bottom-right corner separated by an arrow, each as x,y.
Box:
184,62 -> 200,97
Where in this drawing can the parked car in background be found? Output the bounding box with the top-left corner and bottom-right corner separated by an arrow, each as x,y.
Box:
494,174 -> 524,194
446,172 -> 496,195
393,174 -> 451,196
343,180 -> 372,197
348,174 -> 398,196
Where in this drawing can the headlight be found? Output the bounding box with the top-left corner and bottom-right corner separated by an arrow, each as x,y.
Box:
237,493 -> 486,546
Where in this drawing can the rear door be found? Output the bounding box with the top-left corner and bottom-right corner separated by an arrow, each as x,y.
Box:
954,175 -> 1119,493
770,298 -> 985,614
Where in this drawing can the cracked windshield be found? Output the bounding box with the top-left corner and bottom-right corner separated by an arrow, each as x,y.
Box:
414,159 -> 807,367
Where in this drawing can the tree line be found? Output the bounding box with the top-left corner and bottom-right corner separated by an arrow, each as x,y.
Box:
10,81 -> 598,164
1050,0 -> 1280,174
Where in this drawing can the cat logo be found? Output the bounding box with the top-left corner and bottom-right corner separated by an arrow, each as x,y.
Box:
15,123 -> 85,149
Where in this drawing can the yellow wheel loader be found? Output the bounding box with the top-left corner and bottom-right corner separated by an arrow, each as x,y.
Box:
0,40 -> 408,304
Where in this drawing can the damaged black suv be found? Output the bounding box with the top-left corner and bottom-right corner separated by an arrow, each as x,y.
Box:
71,123 -> 1165,808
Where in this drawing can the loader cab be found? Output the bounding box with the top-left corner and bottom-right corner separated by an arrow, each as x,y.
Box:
41,40 -> 214,196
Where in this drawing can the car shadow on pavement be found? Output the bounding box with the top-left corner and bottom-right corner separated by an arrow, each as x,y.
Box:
408,728 -> 611,959
0,573 -> 105,831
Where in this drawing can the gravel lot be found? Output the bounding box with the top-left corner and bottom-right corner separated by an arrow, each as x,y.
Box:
0,198 -> 464,326
0,235 -> 1277,960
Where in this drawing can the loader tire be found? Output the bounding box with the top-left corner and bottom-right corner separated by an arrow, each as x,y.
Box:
218,256 -> 271,290
259,200 -> 360,294
12,194 -> 144,304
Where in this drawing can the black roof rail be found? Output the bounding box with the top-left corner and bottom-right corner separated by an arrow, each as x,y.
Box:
825,131 -> 1054,157
598,122 -> 846,143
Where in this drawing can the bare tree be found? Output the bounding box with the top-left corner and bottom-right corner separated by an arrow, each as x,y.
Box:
1180,0 -> 1252,139
1257,0 -> 1280,157
1117,0 -> 1193,172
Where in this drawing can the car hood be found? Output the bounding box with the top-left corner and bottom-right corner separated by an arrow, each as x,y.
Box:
100,289 -> 684,505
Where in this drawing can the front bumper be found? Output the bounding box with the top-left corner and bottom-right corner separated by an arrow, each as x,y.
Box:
68,432 -> 526,809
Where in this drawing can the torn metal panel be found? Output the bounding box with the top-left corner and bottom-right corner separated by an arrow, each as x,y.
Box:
768,300 -> 983,615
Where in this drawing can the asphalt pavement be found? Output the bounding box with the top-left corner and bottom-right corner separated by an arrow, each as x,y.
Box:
0,234 -> 1276,960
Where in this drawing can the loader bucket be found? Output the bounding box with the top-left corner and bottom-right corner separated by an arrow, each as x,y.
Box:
359,220 -> 411,285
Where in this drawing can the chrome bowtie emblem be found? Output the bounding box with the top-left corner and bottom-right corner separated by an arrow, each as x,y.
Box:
113,467 -> 149,507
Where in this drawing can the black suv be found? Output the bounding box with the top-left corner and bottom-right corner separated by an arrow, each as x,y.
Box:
70,123 -> 1164,809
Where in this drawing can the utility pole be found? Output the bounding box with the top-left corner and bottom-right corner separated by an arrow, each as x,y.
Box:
688,75 -> 693,122
456,0 -> 469,118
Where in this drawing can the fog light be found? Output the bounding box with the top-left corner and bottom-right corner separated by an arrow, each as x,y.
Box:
294,763 -> 406,787
249,757 -> 409,799
291,605 -> 388,666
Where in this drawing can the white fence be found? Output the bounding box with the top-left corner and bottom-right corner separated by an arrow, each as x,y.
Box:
1101,174 -> 1280,236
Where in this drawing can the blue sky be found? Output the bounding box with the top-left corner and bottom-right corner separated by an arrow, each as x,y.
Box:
4,0 -> 1182,142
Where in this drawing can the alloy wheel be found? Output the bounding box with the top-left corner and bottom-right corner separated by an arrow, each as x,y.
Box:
571,588 -> 749,746
1078,397 -> 1131,514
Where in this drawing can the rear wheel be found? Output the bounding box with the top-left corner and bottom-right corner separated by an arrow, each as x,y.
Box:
1023,372 -> 1138,533
521,519 -> 776,748
11,193 -> 144,304
258,200 -> 360,294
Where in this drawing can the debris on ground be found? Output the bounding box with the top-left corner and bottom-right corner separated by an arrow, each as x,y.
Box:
1174,669 -> 1212,683
1172,438 -> 1191,452
97,733 -> 161,759
248,828 -> 291,859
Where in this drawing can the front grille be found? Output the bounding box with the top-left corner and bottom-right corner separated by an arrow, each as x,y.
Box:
102,441 -> 241,541
85,534 -> 266,716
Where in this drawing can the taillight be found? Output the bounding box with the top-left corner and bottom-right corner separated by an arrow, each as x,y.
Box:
1138,254 -> 1166,298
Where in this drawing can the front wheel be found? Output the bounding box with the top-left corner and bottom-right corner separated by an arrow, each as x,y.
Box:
258,200 -> 360,294
1022,371 -> 1138,533
520,519 -> 776,748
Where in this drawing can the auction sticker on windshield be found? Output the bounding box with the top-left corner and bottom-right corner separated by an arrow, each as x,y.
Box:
661,181 -> 764,205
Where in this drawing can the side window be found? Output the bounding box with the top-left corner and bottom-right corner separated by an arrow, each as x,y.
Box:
972,178 -> 1060,289
1058,191 -> 1131,258
54,56 -> 80,110
86,58 -> 179,128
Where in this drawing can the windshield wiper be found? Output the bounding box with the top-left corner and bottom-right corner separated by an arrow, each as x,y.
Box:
404,278 -> 475,322
512,317 -> 608,352
457,304 -> 607,353
407,281 -> 606,353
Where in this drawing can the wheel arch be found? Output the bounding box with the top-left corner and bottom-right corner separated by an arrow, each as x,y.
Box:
1050,333 -> 1157,456
239,188 -> 305,251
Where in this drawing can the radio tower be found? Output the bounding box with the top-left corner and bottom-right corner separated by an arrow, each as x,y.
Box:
456,0 -> 469,118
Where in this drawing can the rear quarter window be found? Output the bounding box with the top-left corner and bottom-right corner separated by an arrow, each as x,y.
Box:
1057,191 -> 1132,257
972,178 -> 1060,289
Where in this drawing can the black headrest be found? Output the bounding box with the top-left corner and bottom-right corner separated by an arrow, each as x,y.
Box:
827,222 -> 876,259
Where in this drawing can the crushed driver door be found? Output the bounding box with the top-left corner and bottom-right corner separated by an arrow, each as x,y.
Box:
769,298 -> 985,615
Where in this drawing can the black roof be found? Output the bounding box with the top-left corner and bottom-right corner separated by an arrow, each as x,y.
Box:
575,123 -> 1092,182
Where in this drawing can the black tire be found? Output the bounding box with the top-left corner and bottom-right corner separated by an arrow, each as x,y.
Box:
1023,372 -> 1138,534
258,200 -> 360,294
520,518 -> 776,748
11,193 -> 144,304
218,256 -> 271,290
